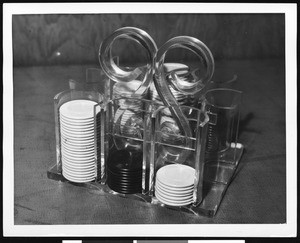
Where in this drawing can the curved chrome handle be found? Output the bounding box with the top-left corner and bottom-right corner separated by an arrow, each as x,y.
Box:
99,27 -> 158,97
154,36 -> 214,164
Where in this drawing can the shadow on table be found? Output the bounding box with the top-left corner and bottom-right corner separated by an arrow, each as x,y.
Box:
238,112 -> 261,135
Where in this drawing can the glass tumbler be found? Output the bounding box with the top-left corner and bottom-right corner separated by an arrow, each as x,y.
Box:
101,97 -> 156,194
54,72 -> 103,183
151,105 -> 209,206
204,88 -> 242,162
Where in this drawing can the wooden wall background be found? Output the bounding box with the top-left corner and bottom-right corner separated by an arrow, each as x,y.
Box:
12,14 -> 285,66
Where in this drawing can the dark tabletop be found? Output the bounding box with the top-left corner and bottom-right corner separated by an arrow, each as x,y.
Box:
13,59 -> 286,225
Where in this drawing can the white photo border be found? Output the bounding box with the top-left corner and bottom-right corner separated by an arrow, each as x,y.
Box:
3,2 -> 297,237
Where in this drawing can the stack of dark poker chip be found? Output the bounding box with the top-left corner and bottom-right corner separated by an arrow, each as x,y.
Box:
107,149 -> 143,194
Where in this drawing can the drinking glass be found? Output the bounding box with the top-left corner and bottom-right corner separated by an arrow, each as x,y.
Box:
101,97 -> 156,194
53,71 -> 103,181
203,88 -> 242,184
151,105 -> 209,205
